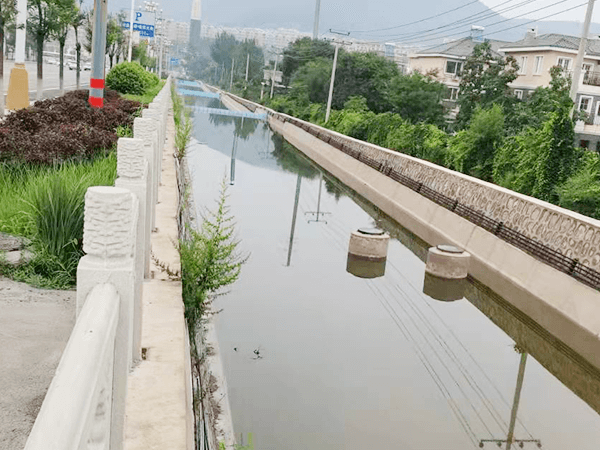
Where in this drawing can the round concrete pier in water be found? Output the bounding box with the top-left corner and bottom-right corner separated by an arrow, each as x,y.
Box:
425,244 -> 470,279
347,227 -> 390,261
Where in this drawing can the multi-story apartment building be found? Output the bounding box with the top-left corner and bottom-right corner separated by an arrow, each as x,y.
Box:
499,29 -> 600,148
409,28 -> 508,108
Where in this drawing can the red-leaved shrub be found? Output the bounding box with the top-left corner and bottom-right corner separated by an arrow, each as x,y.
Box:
0,89 -> 141,164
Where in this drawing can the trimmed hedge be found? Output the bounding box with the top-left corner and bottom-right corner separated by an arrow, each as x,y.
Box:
106,62 -> 159,95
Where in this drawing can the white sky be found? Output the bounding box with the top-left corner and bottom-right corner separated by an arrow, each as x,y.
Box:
479,0 -> 598,23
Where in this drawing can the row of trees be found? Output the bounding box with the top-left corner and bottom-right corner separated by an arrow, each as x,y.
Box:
0,0 -> 153,110
185,32 -> 265,97
267,38 -> 600,219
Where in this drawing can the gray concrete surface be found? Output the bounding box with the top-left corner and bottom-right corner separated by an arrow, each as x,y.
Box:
0,278 -> 75,450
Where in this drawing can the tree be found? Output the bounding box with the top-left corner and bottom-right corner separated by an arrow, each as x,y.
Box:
332,51 -> 399,113
288,57 -> 331,104
456,42 -> 519,128
28,0 -> 60,100
558,152 -> 600,219
0,0 -> 17,115
447,104 -> 505,181
210,32 -> 238,84
50,0 -> 76,95
388,72 -> 446,126
281,37 -> 334,85
71,1 -> 86,89
106,12 -> 125,68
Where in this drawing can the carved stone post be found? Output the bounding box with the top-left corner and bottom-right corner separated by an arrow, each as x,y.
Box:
134,117 -> 159,230
142,107 -> 164,189
76,186 -> 138,450
115,137 -> 150,364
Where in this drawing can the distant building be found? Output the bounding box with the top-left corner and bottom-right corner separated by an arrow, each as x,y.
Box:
500,29 -> 600,149
409,27 -> 508,111
189,0 -> 201,50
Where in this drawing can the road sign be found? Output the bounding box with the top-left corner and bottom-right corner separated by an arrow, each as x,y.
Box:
122,11 -> 156,38
170,58 -> 180,66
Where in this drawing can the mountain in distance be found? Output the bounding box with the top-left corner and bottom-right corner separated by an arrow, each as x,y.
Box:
109,0 -> 600,48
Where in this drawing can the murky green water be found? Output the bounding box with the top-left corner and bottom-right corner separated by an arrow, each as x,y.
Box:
186,94 -> 600,450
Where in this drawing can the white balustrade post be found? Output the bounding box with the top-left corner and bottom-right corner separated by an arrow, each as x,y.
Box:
115,137 -> 149,364
76,186 -> 138,450
142,107 -> 164,189
134,117 -> 159,230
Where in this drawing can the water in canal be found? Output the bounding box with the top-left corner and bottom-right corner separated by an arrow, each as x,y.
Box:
186,95 -> 600,450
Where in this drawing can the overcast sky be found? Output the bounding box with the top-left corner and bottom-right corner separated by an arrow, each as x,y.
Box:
481,0 -> 594,23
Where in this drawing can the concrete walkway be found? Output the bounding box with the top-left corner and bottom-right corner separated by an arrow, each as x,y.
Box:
124,109 -> 194,450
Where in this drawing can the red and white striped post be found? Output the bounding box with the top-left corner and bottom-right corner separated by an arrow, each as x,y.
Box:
89,0 -> 108,108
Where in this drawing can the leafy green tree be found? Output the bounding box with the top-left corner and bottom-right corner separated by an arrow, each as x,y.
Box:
281,37 -> 334,85
447,104 -> 505,180
71,1 -> 86,89
289,57 -> 331,103
210,32 -> 238,84
504,66 -> 573,134
28,0 -> 60,100
456,42 -> 518,127
333,51 -> 399,113
0,0 -> 17,115
388,72 -> 446,126
50,0 -> 76,94
558,152 -> 600,219
106,12 -> 125,68
493,106 -> 578,202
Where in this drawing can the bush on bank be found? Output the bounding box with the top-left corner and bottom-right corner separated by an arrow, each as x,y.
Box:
106,62 -> 159,95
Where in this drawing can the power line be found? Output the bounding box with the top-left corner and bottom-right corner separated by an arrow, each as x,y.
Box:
348,0 -> 483,34
383,0 -> 585,45
361,0 -> 536,40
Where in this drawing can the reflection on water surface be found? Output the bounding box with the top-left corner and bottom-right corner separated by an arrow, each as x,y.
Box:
185,95 -> 600,450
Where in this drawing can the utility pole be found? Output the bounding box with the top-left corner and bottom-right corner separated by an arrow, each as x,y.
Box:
230,58 -> 235,91
6,0 -> 29,110
325,43 -> 339,123
127,0 -> 135,61
88,0 -> 108,108
570,0 -> 596,105
245,52 -> 250,82
325,31 -> 350,123
270,54 -> 279,99
312,0 -> 321,39
157,10 -> 164,78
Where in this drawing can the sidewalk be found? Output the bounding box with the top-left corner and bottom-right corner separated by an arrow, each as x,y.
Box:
124,107 -> 194,450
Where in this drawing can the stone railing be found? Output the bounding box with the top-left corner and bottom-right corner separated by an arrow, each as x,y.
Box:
24,77 -> 172,450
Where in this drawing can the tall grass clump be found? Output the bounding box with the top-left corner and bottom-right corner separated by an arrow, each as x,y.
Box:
171,85 -> 192,159
1,153 -> 117,288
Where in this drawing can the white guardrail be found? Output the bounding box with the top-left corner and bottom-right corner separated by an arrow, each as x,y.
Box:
24,77 -> 172,450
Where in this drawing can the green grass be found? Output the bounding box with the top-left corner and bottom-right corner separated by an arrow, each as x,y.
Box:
0,152 -> 117,288
123,80 -> 165,105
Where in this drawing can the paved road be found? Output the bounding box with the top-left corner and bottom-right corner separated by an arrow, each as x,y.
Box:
2,61 -> 92,101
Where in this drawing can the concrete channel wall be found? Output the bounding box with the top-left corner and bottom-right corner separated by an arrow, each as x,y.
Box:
24,79 -> 194,450
220,91 -> 600,375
